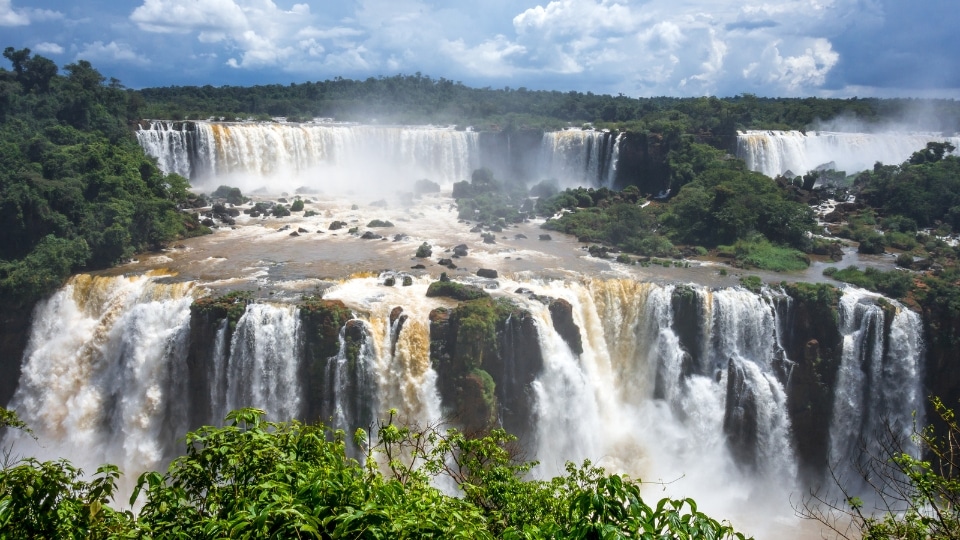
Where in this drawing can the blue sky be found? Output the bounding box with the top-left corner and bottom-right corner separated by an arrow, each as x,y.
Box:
2,0 -> 958,98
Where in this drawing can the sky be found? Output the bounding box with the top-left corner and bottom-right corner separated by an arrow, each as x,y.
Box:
2,0 -> 959,98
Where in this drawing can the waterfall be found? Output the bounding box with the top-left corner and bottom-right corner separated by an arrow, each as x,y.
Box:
6,274 -> 195,480
828,288 -> 925,487
737,130 -> 960,178
137,121 -> 481,189
321,321 -> 379,432
539,129 -> 619,187
220,303 -> 302,421
2,274 -> 927,535
137,122 -> 628,190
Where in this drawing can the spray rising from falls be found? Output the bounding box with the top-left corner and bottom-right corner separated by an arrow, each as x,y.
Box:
737,130 -> 960,178
136,122 -> 623,190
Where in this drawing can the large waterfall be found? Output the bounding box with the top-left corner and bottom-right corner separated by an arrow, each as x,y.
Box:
136,121 -> 622,189
3,271 -> 925,536
737,130 -> 960,178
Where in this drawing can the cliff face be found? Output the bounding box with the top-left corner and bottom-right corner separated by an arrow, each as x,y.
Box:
779,283 -> 844,477
429,298 -> 546,435
0,302 -> 33,406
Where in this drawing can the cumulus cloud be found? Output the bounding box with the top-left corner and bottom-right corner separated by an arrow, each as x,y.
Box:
102,0 -> 952,96
33,42 -> 64,55
76,41 -> 150,66
0,0 -> 61,26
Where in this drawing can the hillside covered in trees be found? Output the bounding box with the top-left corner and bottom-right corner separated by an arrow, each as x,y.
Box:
0,47 -> 204,307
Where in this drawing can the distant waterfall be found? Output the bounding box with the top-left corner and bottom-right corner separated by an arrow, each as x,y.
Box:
137,122 -> 623,189
539,129 -> 621,188
137,121 -> 482,187
737,130 -> 960,177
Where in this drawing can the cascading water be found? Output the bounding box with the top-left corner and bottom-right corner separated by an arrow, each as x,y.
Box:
539,129 -> 620,188
737,130 -> 960,178
2,271 -> 927,537
5,274 -> 195,482
220,303 -> 303,421
828,288 -> 924,489
137,122 -> 623,190
137,121 -> 483,189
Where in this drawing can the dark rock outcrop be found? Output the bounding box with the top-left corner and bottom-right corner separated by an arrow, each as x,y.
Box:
548,298 -> 583,355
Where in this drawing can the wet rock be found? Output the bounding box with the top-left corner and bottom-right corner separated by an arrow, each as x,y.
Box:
477,268 -> 498,279
548,298 -> 583,355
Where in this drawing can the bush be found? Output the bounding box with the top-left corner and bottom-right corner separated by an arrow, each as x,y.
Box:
211,185 -> 246,205
290,198 -> 304,211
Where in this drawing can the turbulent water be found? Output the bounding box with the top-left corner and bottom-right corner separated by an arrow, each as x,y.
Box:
737,130 -> 960,178
136,121 -> 622,190
4,266 -> 924,537
0,125 -> 934,537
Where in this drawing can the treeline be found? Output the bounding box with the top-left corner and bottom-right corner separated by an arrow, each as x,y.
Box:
0,47 -> 203,306
137,73 -> 960,140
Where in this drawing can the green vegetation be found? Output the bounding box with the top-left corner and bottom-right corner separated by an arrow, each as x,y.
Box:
426,274 -> 490,301
0,407 -> 749,539
822,266 -> 914,299
0,47 -> 204,307
803,397 -> 960,539
190,291 -> 254,330
718,236 -> 810,272
530,145 -> 816,270
738,275 -> 763,294
366,219 -> 394,227
133,71 -> 960,135
210,185 -> 247,205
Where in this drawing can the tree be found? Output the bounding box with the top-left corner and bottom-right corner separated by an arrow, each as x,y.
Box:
800,397 -> 960,539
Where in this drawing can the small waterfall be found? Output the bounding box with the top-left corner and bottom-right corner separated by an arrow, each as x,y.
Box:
737,130 -> 960,178
829,288 -> 925,488
207,318 -> 230,424
221,303 -> 302,421
321,321 -> 378,432
371,313 -> 442,423
529,305 -> 603,472
539,129 -> 619,187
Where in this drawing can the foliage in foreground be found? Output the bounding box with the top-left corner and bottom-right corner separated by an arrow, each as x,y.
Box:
801,397 -> 960,540
0,408 -> 749,539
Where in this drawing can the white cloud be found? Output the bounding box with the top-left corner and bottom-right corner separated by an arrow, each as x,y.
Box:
34,42 -> 64,55
441,35 -> 526,77
130,0 -> 248,34
76,41 -> 150,66
113,0 -> 890,95
0,0 -> 61,26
